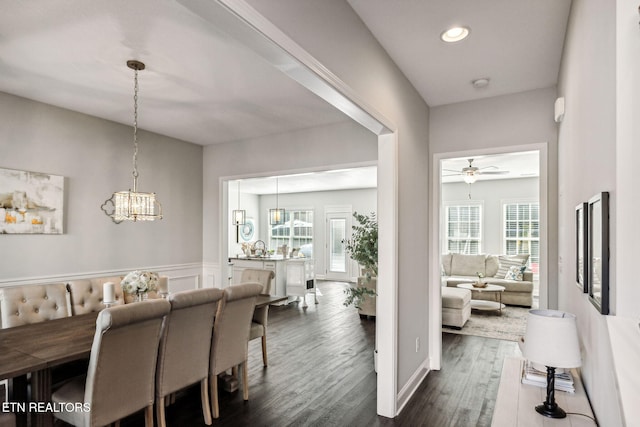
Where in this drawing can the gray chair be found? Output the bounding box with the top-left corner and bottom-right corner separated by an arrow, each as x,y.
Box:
155,288 -> 224,427
66,277 -> 125,315
52,299 -> 170,427
0,283 -> 71,328
209,283 -> 263,419
240,269 -> 275,366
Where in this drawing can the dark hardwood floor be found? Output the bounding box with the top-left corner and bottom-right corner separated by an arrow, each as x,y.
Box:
110,281 -> 518,427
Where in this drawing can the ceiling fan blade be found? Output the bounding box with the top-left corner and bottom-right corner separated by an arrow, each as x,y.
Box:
442,168 -> 461,173
478,170 -> 509,175
442,173 -> 461,177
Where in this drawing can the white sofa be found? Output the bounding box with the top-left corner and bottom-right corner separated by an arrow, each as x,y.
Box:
442,253 -> 534,307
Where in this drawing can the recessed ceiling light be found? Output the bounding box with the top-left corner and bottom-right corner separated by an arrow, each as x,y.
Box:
440,26 -> 470,43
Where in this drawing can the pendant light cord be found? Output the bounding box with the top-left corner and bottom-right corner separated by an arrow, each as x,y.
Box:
132,66 -> 140,192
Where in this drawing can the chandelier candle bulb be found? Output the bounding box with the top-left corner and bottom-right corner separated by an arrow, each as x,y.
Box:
103,282 -> 115,304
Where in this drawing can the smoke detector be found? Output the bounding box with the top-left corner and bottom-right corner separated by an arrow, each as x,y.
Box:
472,78 -> 490,89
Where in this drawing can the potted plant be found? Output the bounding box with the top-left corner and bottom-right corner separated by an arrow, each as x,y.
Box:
343,211 -> 378,317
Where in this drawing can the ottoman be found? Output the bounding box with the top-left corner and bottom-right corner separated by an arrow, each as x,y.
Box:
442,287 -> 471,329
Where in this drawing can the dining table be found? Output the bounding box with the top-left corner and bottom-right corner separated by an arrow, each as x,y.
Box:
0,312 -> 98,427
0,293 -> 289,427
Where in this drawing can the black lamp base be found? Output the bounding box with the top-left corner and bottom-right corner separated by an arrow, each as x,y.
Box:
535,403 -> 567,419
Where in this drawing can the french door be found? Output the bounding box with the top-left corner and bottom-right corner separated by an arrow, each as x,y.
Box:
325,211 -> 351,281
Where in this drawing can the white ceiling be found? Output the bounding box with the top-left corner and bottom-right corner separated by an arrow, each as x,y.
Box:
0,0 -> 568,190
347,0 -> 572,106
0,0 -> 349,146
232,166 -> 377,195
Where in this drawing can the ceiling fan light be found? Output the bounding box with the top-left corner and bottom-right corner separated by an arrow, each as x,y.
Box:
464,172 -> 477,184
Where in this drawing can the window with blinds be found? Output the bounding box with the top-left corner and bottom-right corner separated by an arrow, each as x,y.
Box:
445,204 -> 482,254
269,209 -> 314,256
503,202 -> 539,273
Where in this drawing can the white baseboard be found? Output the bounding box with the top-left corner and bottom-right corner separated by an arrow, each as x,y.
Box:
396,357 -> 431,415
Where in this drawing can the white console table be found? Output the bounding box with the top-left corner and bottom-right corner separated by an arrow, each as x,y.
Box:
492,357 -> 596,426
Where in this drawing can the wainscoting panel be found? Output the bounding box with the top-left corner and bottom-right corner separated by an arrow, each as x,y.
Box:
202,261 -> 223,288
0,263 -> 204,291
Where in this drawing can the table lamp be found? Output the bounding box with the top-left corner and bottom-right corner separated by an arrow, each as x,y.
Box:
523,309 -> 581,418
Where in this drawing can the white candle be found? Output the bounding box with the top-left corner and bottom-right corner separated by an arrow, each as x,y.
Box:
103,282 -> 115,304
159,276 -> 169,294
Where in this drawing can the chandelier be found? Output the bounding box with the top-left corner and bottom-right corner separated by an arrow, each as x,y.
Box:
101,60 -> 162,223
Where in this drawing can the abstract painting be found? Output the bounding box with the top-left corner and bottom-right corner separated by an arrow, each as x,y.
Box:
0,167 -> 64,234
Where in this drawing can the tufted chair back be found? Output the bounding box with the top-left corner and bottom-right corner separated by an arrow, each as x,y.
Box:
239,269 -> 274,295
0,283 -> 71,328
51,299 -> 171,427
209,282 -> 262,419
155,288 -> 224,426
66,277 -> 125,316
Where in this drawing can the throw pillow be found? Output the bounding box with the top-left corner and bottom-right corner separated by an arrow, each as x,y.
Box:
504,265 -> 526,281
496,254 -> 529,278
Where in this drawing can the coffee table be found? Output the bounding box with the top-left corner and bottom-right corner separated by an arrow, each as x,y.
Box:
457,283 -> 506,314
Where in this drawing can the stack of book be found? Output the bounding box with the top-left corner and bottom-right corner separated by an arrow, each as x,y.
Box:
521,360 -> 575,393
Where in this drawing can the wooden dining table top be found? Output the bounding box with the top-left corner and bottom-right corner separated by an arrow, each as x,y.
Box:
0,312 -> 99,381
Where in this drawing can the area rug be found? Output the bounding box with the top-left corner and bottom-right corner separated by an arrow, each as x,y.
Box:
442,305 -> 530,342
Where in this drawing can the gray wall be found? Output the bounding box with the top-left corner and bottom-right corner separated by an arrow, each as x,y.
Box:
244,0 -> 432,395
204,120 -> 377,264
0,92 -> 203,281
442,177 -> 539,256
556,0 -> 625,424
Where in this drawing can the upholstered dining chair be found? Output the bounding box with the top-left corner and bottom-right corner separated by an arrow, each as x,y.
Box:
0,283 -> 71,328
155,288 -> 224,427
0,284 -> 73,410
51,298 -> 170,427
66,277 -> 125,315
239,269 -> 275,367
210,283 -> 262,419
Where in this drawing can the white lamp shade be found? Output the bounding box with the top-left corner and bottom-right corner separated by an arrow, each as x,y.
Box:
232,209 -> 246,226
523,309 -> 582,369
269,208 -> 285,225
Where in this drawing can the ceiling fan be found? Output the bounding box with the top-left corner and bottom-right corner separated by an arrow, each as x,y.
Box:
443,159 -> 509,184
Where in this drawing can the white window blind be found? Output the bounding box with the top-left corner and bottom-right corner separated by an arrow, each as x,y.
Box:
446,204 -> 482,254
269,209 -> 313,256
503,202 -> 539,273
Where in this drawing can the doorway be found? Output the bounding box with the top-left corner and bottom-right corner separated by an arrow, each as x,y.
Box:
430,146 -> 548,360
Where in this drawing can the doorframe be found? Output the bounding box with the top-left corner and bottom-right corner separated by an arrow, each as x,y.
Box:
209,0 -> 399,416
429,143 -> 548,370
